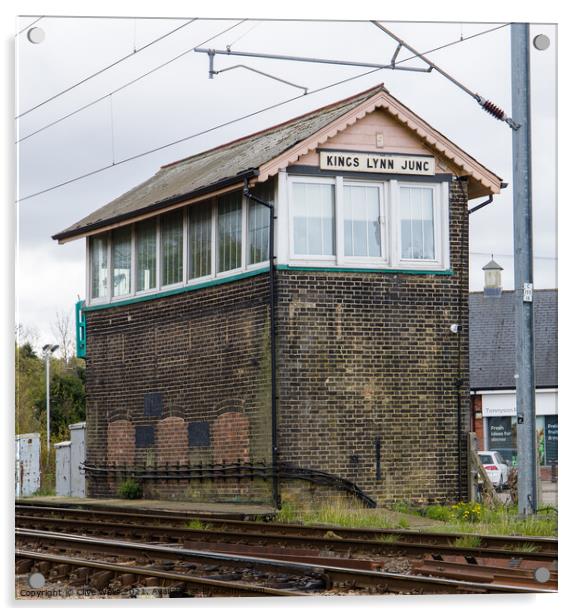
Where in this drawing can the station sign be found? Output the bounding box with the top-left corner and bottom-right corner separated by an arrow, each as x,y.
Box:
320,150 -> 435,175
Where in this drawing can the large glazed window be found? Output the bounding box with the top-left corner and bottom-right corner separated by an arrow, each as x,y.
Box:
217,193 -> 242,273
344,184 -> 382,258
136,219 -> 157,292
161,210 -> 183,286
112,227 -> 132,296
90,235 -> 108,299
292,182 -> 335,256
400,186 -> 435,260
189,202 -> 212,279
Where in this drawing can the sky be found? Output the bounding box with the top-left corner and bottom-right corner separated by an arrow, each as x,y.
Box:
14,13 -> 557,352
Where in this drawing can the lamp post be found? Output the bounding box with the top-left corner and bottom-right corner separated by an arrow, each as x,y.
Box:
42,344 -> 59,460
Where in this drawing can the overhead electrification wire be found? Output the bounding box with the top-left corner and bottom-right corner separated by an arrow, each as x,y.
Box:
17,19 -> 247,143
17,23 -> 507,203
16,18 -> 198,119
469,252 -> 557,261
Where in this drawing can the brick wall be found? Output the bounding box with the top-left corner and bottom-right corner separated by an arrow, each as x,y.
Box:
84,275 -> 273,502
276,179 -> 469,506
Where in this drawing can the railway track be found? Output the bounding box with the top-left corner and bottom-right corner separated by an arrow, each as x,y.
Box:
16,503 -> 557,557
15,503 -> 557,595
16,528 -> 546,596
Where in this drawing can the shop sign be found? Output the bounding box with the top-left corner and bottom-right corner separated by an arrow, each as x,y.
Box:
320,151 -> 435,175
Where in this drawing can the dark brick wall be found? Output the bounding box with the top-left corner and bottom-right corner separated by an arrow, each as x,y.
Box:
276,179 -> 470,506
84,275 -> 273,502
83,178 -> 469,506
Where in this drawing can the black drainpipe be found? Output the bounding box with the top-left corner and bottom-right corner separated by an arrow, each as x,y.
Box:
456,176 -> 470,501
243,179 -> 280,510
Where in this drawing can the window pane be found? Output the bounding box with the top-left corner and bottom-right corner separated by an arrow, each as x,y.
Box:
189,202 -> 212,279
344,185 -> 381,257
90,235 -> 108,299
293,182 -> 335,255
400,187 -> 435,260
247,183 -> 273,265
161,210 -> 183,286
218,193 -> 242,272
136,219 -> 157,291
112,227 -> 132,296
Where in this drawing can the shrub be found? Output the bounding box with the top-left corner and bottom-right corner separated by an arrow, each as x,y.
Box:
117,479 -> 142,500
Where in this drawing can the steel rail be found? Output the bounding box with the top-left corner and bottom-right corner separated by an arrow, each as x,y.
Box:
17,528 -> 543,594
16,513 -> 558,565
15,549 -> 308,597
16,503 -> 558,556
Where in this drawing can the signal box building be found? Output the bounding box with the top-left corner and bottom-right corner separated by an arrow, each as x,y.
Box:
54,85 -> 503,507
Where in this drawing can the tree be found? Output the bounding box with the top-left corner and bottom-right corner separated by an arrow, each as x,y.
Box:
52,309 -> 75,364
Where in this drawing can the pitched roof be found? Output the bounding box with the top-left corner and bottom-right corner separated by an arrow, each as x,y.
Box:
469,289 -> 557,390
54,84 -> 503,242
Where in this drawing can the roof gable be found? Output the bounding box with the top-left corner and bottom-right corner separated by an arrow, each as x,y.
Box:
257,88 -> 502,197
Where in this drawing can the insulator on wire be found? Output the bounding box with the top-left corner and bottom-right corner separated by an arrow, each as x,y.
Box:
476,95 -> 506,121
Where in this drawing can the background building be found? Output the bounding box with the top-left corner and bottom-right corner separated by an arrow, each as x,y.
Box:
470,260 -> 558,477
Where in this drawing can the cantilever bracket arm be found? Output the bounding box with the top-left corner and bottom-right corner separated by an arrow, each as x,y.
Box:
212,61 -> 308,94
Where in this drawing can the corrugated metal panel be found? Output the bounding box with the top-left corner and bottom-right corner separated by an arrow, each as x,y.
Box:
69,422 -> 86,497
15,433 -> 41,497
55,441 -> 71,496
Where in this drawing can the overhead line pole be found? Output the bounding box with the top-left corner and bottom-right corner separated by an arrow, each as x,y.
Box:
511,22 -> 538,515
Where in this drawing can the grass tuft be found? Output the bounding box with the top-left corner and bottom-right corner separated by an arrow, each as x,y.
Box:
187,519 -> 209,530
453,535 -> 482,548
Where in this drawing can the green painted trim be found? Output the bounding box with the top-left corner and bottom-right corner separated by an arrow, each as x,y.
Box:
277,265 -> 455,276
83,263 -> 454,312
83,266 -> 270,312
75,299 -> 86,358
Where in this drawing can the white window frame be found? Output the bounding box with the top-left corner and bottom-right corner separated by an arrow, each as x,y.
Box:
216,193 -> 245,279
87,232 -> 112,306
340,179 -> 387,266
286,174 -> 450,272
288,175 -> 337,266
160,209 -> 185,290
111,225 -> 133,300
392,180 -> 449,271
246,194 -> 272,272
186,201 -> 214,284
134,218 -> 160,297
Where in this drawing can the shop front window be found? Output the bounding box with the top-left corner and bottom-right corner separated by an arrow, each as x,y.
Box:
486,416 -> 517,465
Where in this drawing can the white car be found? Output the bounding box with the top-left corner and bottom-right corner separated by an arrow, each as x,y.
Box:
478,451 -> 509,489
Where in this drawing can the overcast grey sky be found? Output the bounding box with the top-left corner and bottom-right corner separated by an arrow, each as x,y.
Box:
15,16 -> 557,352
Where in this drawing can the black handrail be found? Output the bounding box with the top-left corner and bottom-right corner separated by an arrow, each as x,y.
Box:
81,461 -> 377,508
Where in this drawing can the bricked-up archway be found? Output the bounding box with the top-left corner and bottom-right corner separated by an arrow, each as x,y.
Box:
156,416 -> 188,466
107,420 -> 135,468
211,411 -> 250,464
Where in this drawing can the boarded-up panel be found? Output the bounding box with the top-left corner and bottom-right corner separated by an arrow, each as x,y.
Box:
211,411 -> 250,464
